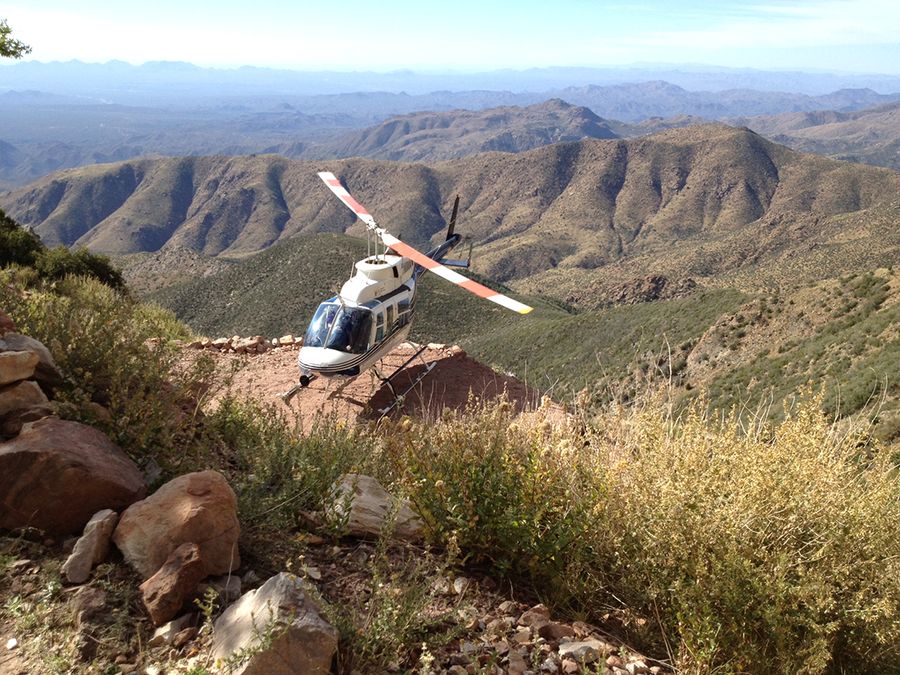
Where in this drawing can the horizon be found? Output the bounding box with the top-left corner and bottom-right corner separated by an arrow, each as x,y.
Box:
4,0 -> 900,75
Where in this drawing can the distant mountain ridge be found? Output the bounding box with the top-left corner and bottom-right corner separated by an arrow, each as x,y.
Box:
285,99 -> 619,161
736,102 -> 900,170
4,125 -> 899,305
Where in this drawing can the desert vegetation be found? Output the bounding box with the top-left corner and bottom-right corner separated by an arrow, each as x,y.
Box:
2,244 -> 899,673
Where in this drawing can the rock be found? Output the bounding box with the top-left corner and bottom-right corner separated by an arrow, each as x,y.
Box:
511,628 -> 531,644
113,470 -> 240,579
453,576 -> 470,595
211,338 -> 230,349
278,335 -> 294,346
211,572 -> 338,674
172,626 -> 198,648
558,639 -> 612,664
540,654 -> 560,672
140,542 -> 207,626
206,574 -> 242,604
72,586 -> 107,628
486,616 -> 516,635
0,403 -> 54,438
518,604 -> 551,628
448,666 -> 468,675
507,649 -> 527,674
625,660 -> 649,674
606,655 -> 624,668
0,351 -> 38,387
327,474 -> 424,541
149,613 -> 199,647
61,509 -> 118,584
0,333 -> 62,392
538,622 -> 575,641
561,659 -> 580,674
498,600 -> 519,615
0,380 -> 48,417
0,418 -> 146,535
6,638 -> 17,650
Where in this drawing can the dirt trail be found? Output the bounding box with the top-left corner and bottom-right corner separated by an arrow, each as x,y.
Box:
183,342 -> 543,426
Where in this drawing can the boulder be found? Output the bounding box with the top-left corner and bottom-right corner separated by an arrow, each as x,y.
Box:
0,333 -> 62,392
0,418 -> 146,535
61,509 -> 119,584
113,470 -> 240,579
0,351 -> 38,387
140,542 -> 207,626
211,572 -> 338,674
327,473 -> 424,541
0,380 -> 48,418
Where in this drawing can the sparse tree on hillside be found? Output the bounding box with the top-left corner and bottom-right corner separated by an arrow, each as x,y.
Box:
0,19 -> 31,59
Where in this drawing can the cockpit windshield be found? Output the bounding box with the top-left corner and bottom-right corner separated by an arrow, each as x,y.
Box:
303,300 -> 373,354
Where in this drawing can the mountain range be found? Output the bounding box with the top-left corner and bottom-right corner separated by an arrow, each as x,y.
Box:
4,125 -> 898,307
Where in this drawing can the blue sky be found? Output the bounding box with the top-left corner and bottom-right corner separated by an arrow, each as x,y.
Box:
5,0 -> 900,73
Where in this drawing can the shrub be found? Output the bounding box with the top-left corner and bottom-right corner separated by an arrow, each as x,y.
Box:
35,246 -> 126,291
588,396 -> 900,672
0,275 -> 203,473
0,210 -> 43,268
383,401 -> 602,606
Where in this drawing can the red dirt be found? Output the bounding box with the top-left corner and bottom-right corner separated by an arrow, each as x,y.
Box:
182,342 -> 543,427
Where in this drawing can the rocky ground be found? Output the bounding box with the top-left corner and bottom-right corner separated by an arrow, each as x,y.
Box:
178,337 -> 544,427
1,320 -> 663,674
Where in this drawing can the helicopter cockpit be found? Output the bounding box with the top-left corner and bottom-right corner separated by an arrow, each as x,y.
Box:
303,299 -> 373,354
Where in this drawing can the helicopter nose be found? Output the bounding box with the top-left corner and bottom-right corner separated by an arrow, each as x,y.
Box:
298,346 -> 357,370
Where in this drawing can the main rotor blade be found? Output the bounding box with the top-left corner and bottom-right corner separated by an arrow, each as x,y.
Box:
381,231 -> 533,315
317,171 -> 377,228
318,171 -> 532,315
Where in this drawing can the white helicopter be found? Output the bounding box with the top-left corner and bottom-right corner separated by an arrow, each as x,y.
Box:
280,171 -> 532,413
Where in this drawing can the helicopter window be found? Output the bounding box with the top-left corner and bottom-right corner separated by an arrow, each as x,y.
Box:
304,302 -> 373,354
386,305 -> 395,330
375,313 -> 385,343
303,302 -> 340,348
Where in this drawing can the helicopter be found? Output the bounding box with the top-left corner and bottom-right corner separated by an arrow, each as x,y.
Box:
280,171 -> 532,413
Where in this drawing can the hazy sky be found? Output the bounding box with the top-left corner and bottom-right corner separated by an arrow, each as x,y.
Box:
5,0 -> 900,73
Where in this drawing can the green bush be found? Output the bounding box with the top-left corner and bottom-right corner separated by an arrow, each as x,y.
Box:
0,210 -> 43,268
384,401 -> 602,605
35,246 -> 125,291
0,275 -> 201,473
0,208 -> 125,291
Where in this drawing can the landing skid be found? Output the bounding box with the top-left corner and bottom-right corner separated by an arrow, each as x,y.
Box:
279,373 -> 318,405
374,344 -> 436,420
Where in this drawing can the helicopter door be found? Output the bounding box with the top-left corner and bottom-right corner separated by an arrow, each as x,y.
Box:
375,312 -> 385,343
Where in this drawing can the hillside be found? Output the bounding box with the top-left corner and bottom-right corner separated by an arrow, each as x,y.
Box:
286,99 -> 619,161
737,102 -> 900,170
5,125 -> 900,305
135,232 -> 899,441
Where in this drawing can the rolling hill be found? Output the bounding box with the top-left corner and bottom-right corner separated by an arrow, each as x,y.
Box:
284,99 -> 620,161
139,234 -> 899,442
4,125 -> 899,307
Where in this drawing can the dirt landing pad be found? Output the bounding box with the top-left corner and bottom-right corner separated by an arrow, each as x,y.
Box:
183,342 -> 542,427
